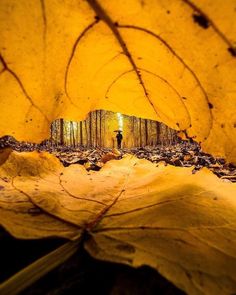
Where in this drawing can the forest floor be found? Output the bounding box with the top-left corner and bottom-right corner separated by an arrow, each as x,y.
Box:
1,136 -> 235,182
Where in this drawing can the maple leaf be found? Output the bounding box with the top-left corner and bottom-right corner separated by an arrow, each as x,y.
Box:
0,150 -> 236,294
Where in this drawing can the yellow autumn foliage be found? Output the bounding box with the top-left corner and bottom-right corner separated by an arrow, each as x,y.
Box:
1,1 -> 236,294
0,150 -> 236,294
0,0 -> 236,162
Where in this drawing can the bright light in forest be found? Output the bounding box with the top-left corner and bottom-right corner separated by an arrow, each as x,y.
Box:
117,113 -> 123,131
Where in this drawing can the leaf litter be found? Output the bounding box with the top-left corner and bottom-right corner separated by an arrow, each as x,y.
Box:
1,136 -> 235,182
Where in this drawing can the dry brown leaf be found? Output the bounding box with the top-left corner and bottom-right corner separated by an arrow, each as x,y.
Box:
0,0 -> 236,162
101,152 -> 119,163
0,150 -> 236,294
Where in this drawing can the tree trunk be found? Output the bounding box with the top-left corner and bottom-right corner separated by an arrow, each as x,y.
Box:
84,120 -> 88,147
59,118 -> 64,145
70,121 -> 75,147
144,119 -> 148,146
76,122 -> 79,147
80,121 -> 83,146
50,122 -> 53,146
99,110 -> 102,146
139,118 -> 142,147
89,112 -> 92,147
156,121 -> 161,145
95,110 -> 98,147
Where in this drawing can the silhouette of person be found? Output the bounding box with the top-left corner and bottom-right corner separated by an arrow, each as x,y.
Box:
116,131 -> 123,149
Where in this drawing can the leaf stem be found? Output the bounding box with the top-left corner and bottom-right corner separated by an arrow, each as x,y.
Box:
0,235 -> 82,295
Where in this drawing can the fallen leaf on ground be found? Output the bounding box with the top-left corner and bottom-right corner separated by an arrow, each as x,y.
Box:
0,1 -> 236,162
0,150 -> 236,294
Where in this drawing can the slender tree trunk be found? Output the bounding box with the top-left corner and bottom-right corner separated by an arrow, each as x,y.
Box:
150,120 -> 154,146
156,121 -> 161,145
89,112 -> 92,147
103,111 -> 106,147
59,118 -> 64,145
99,110 -> 102,146
131,116 -> 135,147
76,122 -> 79,147
134,117 -> 138,146
85,120 -> 88,147
55,120 -> 59,146
139,118 -> 142,147
144,119 -> 148,146
69,122 -> 72,146
70,121 -> 75,147
50,122 -> 53,146
165,124 -> 169,145
80,121 -> 83,146
95,110 -> 98,147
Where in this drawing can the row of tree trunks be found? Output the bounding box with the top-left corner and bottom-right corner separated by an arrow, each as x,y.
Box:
52,111 -> 178,148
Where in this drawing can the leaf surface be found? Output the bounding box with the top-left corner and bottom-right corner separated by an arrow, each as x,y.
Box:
0,150 -> 236,294
0,0 -> 236,161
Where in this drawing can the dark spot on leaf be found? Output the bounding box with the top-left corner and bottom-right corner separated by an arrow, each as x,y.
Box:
182,96 -> 187,100
137,57 -> 142,60
213,197 -> 218,201
220,123 -> 225,128
0,185 -> 4,190
94,15 -> 100,21
114,21 -> 119,26
192,13 -> 209,29
228,47 -> 236,57
166,10 -> 170,14
208,102 -> 213,109
186,272 -> 192,279
28,207 -> 42,215
176,122 -> 180,127
116,243 -> 135,254
1,177 -> 9,182
234,123 -> 236,128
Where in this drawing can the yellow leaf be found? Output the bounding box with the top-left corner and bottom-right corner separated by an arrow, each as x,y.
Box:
0,151 -> 236,294
0,0 -> 236,162
1,1 -> 236,293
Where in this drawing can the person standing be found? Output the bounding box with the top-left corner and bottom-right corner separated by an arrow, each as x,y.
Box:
116,131 -> 123,149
